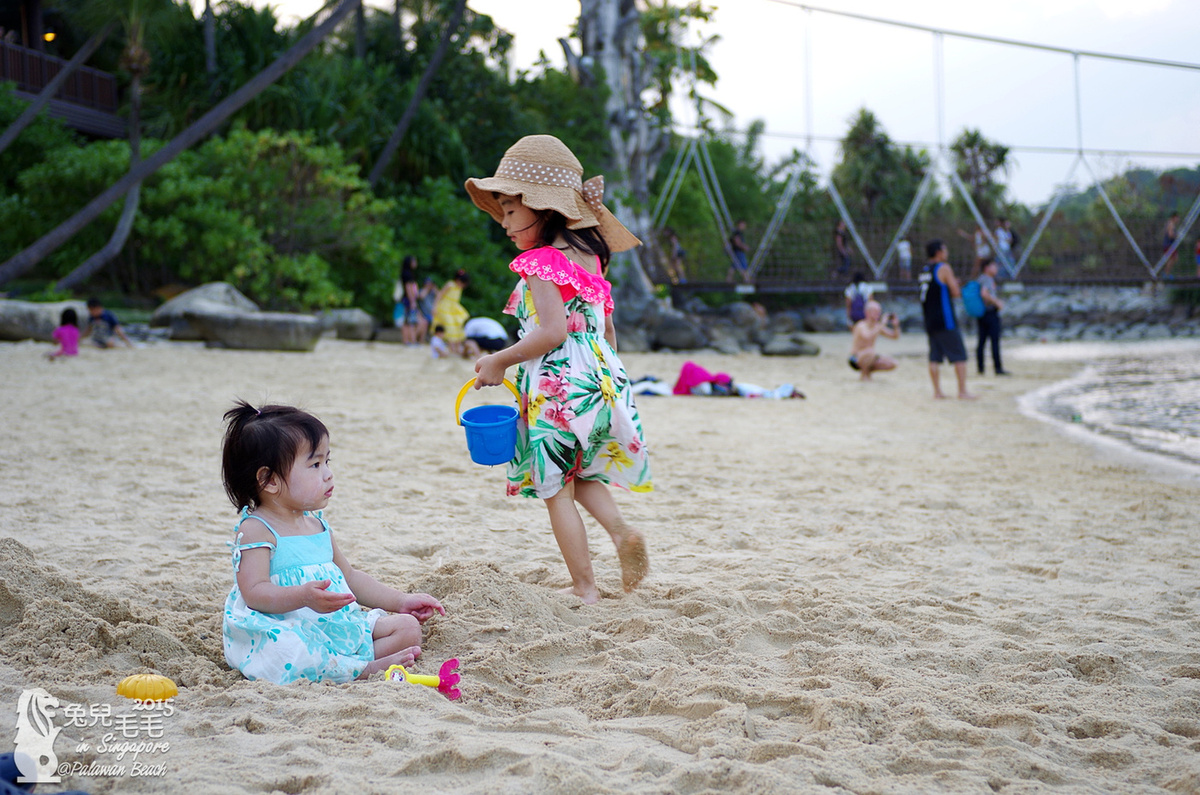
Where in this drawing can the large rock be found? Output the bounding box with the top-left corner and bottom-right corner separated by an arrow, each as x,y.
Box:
184,310 -> 322,352
616,325 -> 651,353
0,299 -> 87,342
705,322 -> 751,354
373,326 -> 406,344
151,283 -> 259,341
321,308 -> 376,341
724,301 -> 765,330
761,333 -> 820,357
650,311 -> 708,350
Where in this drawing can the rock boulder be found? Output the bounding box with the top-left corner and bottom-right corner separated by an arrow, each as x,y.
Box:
321,308 -> 377,341
184,310 -> 322,352
0,299 -> 88,342
761,333 -> 821,357
151,283 -> 259,341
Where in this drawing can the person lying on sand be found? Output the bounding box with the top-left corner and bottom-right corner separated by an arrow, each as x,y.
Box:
631,361 -> 805,399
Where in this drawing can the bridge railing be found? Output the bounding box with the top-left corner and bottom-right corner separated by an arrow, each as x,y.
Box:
0,39 -> 118,112
657,215 -> 1187,287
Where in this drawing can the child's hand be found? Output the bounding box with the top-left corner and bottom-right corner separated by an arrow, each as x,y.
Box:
301,580 -> 356,613
474,354 -> 506,388
399,593 -> 445,623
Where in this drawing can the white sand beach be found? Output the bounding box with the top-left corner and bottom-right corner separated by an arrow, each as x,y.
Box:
2,331 -> 1198,793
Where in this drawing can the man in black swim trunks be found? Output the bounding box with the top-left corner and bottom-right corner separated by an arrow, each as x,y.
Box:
918,240 -> 976,400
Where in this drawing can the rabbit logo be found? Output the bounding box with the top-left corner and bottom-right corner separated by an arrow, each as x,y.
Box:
13,688 -> 61,783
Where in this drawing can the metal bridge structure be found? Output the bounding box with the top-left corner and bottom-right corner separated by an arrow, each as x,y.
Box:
653,2 -> 1200,293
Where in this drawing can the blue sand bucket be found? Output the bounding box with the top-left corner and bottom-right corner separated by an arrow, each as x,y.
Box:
455,378 -> 520,466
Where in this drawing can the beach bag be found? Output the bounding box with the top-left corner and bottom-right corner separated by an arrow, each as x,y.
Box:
849,287 -> 867,322
962,280 -> 986,318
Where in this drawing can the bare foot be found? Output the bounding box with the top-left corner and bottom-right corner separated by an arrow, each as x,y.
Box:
558,585 -> 600,605
932,392 -> 948,400
358,645 -> 421,679
617,531 -> 650,592
958,392 -> 978,400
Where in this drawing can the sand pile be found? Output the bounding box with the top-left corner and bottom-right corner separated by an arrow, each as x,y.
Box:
1,334 -> 1198,793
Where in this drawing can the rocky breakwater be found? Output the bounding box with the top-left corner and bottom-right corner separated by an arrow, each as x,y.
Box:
611,285 -> 1197,355
613,296 -> 821,356
989,285 -> 1198,343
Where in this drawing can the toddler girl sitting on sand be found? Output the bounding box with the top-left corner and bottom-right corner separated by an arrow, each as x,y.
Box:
221,401 -> 443,683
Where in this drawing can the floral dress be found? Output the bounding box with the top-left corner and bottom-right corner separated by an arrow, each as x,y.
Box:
223,510 -> 384,684
502,247 -> 652,499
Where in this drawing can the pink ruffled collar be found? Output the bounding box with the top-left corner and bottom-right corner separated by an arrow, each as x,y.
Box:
508,247 -> 614,314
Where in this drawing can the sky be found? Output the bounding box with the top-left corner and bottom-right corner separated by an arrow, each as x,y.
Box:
239,0 -> 1200,207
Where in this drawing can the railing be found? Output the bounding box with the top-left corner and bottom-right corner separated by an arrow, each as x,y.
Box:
0,38 -> 117,113
658,217 -> 1197,288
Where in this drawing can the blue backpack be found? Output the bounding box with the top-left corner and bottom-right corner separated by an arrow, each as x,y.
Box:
962,280 -> 986,318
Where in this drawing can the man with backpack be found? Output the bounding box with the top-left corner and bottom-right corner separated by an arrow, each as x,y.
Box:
844,271 -> 873,328
919,240 -> 975,400
973,257 -> 1010,376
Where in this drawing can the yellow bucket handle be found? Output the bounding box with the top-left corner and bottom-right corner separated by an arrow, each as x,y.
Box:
455,377 -> 520,425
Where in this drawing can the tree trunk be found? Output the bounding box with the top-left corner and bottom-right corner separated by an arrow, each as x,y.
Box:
354,2 -> 366,60
0,0 -> 362,287
203,0 -> 217,91
574,0 -> 660,307
367,0 -> 467,187
54,72 -> 143,291
0,22 -> 115,156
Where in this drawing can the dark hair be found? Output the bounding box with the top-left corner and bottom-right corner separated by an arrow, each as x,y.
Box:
86,297 -> 102,309
402,255 -> 417,269
434,325 -> 445,333
926,239 -> 945,259
60,308 -> 78,326
221,401 -> 329,510
534,210 -> 611,270
852,271 -> 866,284
981,256 -> 996,268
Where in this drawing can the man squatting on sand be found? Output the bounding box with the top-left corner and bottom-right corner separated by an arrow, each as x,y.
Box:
848,301 -> 900,380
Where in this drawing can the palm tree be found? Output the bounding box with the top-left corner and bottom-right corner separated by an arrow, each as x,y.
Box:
0,0 -> 363,287
951,128 -> 1010,218
367,0 -> 467,187
203,0 -> 217,92
56,0 -> 169,291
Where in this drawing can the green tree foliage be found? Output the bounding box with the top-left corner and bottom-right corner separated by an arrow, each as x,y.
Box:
388,175 -> 512,319
832,108 -> 928,220
950,128 -> 1010,218
0,127 -> 405,313
0,85 -> 82,195
650,121 -> 821,280
639,1 -> 720,127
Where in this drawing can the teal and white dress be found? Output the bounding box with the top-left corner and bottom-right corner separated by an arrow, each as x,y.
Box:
223,510 -> 383,684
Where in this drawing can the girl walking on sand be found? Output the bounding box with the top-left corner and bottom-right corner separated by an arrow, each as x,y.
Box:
465,135 -> 652,605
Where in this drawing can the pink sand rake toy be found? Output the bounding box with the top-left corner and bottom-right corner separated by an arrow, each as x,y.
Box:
385,658 -> 462,700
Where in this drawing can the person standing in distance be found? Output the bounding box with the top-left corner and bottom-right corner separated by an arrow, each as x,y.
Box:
919,240 -> 976,400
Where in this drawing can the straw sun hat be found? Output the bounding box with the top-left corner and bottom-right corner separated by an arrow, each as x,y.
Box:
465,135 -> 641,252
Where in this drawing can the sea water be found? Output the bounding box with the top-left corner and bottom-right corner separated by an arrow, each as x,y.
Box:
1016,340 -> 1200,477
